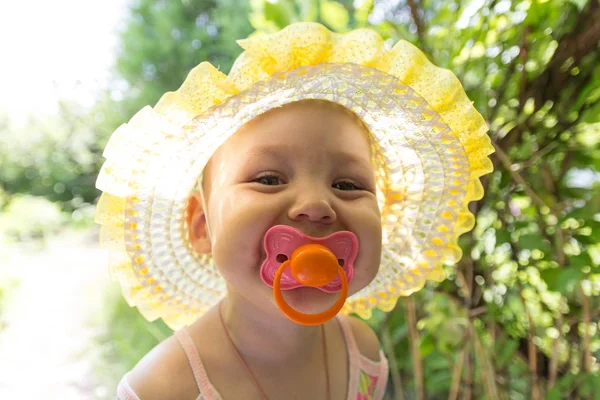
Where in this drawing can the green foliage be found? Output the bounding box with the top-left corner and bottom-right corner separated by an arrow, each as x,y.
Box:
0,106 -> 101,208
547,373 -> 600,399
364,0 -> 599,395
0,0 -> 253,218
320,0 -> 350,31
247,0 -> 596,396
114,0 -> 252,116
249,0 -> 358,31
92,283 -> 173,396
0,194 -> 66,241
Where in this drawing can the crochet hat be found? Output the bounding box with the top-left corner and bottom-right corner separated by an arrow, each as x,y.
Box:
95,22 -> 494,330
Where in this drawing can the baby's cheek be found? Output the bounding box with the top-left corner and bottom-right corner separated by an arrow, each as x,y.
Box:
211,197 -> 269,266
357,224 -> 383,284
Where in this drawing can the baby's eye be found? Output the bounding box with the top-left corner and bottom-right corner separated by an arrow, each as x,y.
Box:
332,181 -> 361,191
255,174 -> 282,186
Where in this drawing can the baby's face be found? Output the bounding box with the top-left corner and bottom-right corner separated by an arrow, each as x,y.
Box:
197,100 -> 382,315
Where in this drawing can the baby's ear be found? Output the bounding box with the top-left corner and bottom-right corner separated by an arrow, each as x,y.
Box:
186,192 -> 211,254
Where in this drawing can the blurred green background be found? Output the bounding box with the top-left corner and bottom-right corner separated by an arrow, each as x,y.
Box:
0,0 -> 598,399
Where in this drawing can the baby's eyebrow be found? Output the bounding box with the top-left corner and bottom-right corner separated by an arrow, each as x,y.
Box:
331,151 -> 373,170
247,145 -> 371,170
245,145 -> 290,163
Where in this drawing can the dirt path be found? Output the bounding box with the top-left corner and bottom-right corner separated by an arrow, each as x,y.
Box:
0,228 -> 111,399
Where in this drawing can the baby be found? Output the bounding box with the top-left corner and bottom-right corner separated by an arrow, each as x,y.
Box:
127,99 -> 386,400
96,22 -> 493,400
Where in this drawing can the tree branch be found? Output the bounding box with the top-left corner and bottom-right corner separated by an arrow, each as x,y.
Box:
470,323 -> 499,400
488,54 -> 518,123
441,289 -> 556,381
491,140 -> 550,210
520,287 -> 542,400
524,0 -> 600,112
464,342 -> 473,400
548,314 -> 562,389
578,284 -> 592,374
405,297 -> 425,400
381,322 -> 405,400
519,25 -> 531,105
522,142 -> 559,169
406,0 -> 426,44
496,1 -> 599,149
448,349 -> 465,400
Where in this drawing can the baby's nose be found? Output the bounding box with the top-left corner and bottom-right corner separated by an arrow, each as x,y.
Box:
288,198 -> 336,223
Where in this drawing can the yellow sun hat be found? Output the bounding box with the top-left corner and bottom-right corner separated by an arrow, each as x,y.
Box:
95,22 -> 494,330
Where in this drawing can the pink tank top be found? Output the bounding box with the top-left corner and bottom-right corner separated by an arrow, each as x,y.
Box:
117,315 -> 389,399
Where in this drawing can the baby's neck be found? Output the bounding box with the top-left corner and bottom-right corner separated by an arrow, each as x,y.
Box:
217,294 -> 325,366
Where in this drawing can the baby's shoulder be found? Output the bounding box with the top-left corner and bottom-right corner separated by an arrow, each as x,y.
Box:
344,315 -> 382,362
126,333 -> 199,400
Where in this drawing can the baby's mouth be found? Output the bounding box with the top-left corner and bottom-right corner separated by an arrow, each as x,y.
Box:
259,225 -> 359,293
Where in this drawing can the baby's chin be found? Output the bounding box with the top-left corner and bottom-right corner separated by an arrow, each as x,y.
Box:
275,286 -> 341,317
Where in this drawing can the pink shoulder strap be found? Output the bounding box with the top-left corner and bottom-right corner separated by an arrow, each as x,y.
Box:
336,315 -> 361,398
374,351 -> 389,399
117,373 -> 141,400
174,328 -> 221,400
337,315 -> 390,400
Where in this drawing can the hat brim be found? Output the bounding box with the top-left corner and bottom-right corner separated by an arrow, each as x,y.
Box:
95,23 -> 494,330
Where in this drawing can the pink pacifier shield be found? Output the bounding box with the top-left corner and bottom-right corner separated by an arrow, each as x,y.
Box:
260,225 -> 359,293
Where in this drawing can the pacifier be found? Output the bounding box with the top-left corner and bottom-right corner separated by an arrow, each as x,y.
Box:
260,225 -> 359,325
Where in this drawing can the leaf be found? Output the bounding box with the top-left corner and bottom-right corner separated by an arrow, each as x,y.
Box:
574,219 -> 600,244
574,234 -> 598,245
549,374 -> 579,396
423,359 -> 452,392
584,220 -> 600,243
540,268 -> 562,291
297,0 -> 318,21
546,387 -> 562,400
430,4 -> 454,27
569,0 -> 588,11
585,373 -> 600,400
567,206 -> 594,220
426,352 -> 450,370
560,269 -> 584,292
582,101 -> 600,123
573,80 -> 599,111
514,221 -> 532,231
524,0 -> 543,25
495,338 -> 519,369
578,372 -> 600,397
264,0 -> 291,28
496,229 -> 511,245
354,0 -> 374,26
518,233 -> 552,253
543,268 -> 585,294
419,332 -> 436,358
320,0 -> 349,31
569,252 -> 593,270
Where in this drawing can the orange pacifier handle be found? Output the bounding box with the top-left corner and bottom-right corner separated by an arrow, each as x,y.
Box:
273,243 -> 348,326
